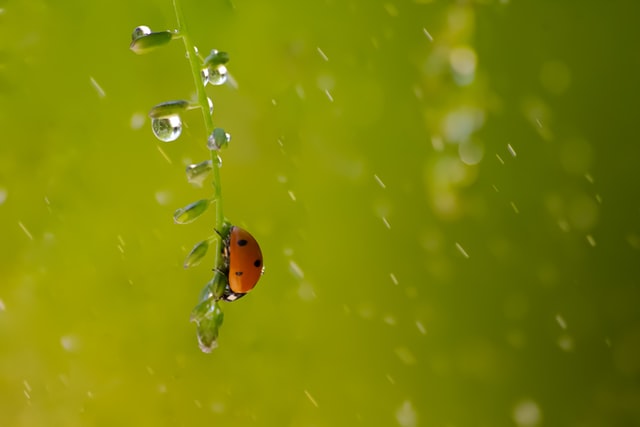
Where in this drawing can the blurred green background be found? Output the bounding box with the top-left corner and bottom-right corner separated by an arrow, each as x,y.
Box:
2,0 -> 640,426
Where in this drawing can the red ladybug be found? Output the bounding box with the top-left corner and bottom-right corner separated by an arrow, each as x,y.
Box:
221,226 -> 264,301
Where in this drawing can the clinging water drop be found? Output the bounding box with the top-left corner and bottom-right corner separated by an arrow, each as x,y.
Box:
151,115 -> 182,142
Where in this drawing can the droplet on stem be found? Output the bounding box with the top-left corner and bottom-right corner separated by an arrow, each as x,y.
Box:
206,64 -> 228,86
207,128 -> 231,151
185,160 -> 213,187
151,115 -> 182,142
131,26 -> 152,40
202,50 -> 230,85
191,299 -> 224,353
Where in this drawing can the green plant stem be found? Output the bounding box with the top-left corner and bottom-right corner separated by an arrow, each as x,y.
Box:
173,0 -> 224,264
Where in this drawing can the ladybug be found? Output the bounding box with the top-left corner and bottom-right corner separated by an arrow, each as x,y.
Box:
220,226 -> 264,302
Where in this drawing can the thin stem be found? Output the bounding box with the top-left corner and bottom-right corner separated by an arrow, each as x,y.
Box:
173,0 -> 224,264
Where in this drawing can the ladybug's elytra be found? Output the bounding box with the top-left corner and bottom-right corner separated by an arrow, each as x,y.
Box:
220,226 -> 264,302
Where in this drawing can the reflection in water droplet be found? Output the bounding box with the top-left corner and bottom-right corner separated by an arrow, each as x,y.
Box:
186,160 -> 213,187
132,25 -> 151,40
151,115 -> 182,142
207,64 -> 228,86
207,128 -> 231,150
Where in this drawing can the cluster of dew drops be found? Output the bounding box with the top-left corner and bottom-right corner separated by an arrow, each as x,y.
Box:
131,26 -> 231,153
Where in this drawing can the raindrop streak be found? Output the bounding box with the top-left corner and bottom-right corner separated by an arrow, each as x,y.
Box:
89,76 -> 106,98
316,47 -> 329,61
555,314 -> 567,330
0,188 -> 7,204
586,234 -> 596,247
18,221 -> 33,240
511,202 -> 520,214
382,216 -> 391,229
156,146 -> 172,164
455,242 -> 469,258
152,115 -> 182,142
496,154 -> 505,164
325,90 -> 334,102
390,273 -> 399,285
507,143 -> 517,157
416,321 -> 427,335
0,298 -> 5,311
304,390 -> 319,408
288,191 -> 297,201
186,160 -> 213,187
289,260 -> 304,279
394,347 -> 416,365
374,174 -> 386,189
423,27 -> 434,42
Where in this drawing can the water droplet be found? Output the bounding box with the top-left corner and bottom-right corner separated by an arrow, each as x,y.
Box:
60,334 -> 79,352
512,399 -> 541,427
131,25 -> 151,40
130,112 -> 145,130
186,160 -> 213,187
152,115 -> 182,142
396,400 -> 417,427
184,239 -> 210,268
191,300 -> 224,353
201,67 -> 210,85
207,128 -> 231,150
173,199 -> 211,224
207,64 -> 228,86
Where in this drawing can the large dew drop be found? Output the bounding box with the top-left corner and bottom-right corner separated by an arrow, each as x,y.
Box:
206,64 -> 228,86
151,115 -> 182,142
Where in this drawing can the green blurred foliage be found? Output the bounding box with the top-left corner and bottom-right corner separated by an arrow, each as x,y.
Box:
1,0 -> 640,426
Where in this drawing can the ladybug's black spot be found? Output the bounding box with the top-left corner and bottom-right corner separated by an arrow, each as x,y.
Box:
254,259 -> 262,268
237,239 -> 248,247
235,271 -> 243,276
